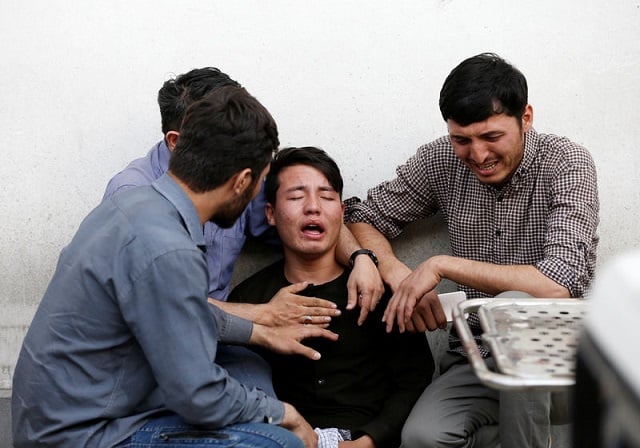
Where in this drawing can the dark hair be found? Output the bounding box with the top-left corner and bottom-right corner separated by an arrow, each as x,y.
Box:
158,67 -> 241,134
265,146 -> 343,205
439,53 -> 528,126
169,86 -> 279,193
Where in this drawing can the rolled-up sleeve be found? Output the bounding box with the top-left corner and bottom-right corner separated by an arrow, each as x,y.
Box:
537,149 -> 599,297
344,144 -> 441,239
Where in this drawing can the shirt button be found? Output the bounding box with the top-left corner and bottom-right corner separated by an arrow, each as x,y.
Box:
497,196 -> 504,202
495,230 -> 502,236
317,378 -> 326,386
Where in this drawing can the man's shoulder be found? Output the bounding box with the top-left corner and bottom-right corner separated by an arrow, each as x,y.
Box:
535,132 -> 595,166
103,141 -> 168,201
416,135 -> 454,155
111,185 -> 201,255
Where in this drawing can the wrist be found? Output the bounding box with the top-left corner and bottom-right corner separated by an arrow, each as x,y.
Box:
382,258 -> 411,291
427,255 -> 449,281
348,249 -> 378,269
249,322 -> 268,347
254,303 -> 273,326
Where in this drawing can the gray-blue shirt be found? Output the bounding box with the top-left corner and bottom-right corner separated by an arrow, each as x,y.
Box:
12,174 -> 284,447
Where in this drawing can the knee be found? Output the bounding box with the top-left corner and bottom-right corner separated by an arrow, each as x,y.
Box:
400,418 -> 441,448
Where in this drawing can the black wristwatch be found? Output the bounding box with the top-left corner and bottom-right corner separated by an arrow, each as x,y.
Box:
348,249 -> 379,269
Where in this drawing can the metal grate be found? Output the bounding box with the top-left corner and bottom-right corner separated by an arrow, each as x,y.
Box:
478,301 -> 586,380
453,298 -> 587,390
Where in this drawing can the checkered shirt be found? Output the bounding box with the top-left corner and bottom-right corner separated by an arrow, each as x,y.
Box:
345,129 -> 599,357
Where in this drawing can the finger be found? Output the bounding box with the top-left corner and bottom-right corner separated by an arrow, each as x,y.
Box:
356,292 -> 377,326
357,304 -> 370,326
408,314 -> 426,333
302,326 -> 339,342
287,281 -> 311,294
300,314 -> 331,325
346,279 -> 358,310
383,297 -> 399,333
397,301 -> 408,334
298,296 -> 340,312
431,299 -> 448,330
295,343 -> 323,361
398,295 -> 417,333
421,309 -> 438,331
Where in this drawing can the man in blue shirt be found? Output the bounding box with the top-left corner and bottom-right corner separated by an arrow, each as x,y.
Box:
12,86 -> 336,447
103,67 -> 383,324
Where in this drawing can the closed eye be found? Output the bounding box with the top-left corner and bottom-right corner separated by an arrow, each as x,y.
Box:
483,133 -> 503,142
451,136 -> 470,145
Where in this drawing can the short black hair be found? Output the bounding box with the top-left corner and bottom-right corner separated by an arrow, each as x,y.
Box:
157,67 -> 241,134
169,86 -> 279,193
265,147 -> 343,205
439,53 -> 528,126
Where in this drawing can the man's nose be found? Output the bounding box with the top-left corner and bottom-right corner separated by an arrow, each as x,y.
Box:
468,141 -> 490,163
304,196 -> 320,213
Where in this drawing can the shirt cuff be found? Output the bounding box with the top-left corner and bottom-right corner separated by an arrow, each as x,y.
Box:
264,398 -> 285,425
208,302 -> 253,344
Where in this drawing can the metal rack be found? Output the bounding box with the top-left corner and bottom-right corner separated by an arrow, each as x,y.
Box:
452,298 -> 587,391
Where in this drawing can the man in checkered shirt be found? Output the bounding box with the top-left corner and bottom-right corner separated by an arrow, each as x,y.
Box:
345,53 -> 599,448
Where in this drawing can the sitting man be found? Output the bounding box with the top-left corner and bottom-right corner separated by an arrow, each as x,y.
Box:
12,87 -> 337,448
229,147 -> 435,448
345,53 -> 599,447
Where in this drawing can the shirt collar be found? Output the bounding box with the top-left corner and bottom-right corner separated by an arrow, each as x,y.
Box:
513,128 -> 538,181
152,173 -> 206,249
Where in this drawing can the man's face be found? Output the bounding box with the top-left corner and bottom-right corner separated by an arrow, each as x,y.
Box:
212,165 -> 269,229
266,164 -> 344,260
447,105 -> 533,186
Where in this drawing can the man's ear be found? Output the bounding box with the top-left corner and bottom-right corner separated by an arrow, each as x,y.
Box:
231,168 -> 254,195
265,202 -> 276,226
521,104 -> 534,133
165,131 -> 180,151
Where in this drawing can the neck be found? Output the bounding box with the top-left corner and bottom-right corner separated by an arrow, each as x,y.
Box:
283,249 -> 344,285
168,172 -> 221,225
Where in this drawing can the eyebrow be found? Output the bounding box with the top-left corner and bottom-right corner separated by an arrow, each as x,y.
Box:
283,185 -> 336,193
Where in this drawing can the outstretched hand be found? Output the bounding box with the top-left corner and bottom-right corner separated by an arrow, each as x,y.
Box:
250,321 -> 339,361
266,282 -> 341,327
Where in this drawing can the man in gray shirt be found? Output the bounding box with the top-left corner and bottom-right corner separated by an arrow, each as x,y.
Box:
12,86 -> 335,447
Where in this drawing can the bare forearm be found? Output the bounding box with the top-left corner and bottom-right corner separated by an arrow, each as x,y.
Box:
335,223 -> 362,266
431,255 -> 570,298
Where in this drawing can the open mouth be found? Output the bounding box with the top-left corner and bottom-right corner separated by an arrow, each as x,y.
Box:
471,160 -> 498,175
302,222 -> 325,236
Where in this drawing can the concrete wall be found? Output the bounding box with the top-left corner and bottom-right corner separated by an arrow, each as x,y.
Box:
1,1 -> 640,445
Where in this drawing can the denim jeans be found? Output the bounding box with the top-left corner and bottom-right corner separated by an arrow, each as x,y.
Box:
115,413 -> 303,448
215,344 -> 276,397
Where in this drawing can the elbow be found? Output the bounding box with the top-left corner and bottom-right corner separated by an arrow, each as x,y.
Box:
535,281 -> 571,298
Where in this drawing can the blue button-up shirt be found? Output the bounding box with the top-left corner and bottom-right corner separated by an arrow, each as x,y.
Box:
103,140 -> 277,300
12,174 -> 284,447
